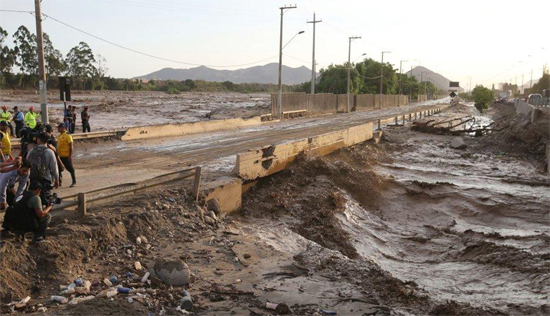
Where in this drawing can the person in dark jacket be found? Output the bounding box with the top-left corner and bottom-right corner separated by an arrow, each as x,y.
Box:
1,181 -> 52,242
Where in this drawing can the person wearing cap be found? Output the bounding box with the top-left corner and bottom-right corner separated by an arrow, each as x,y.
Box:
0,106 -> 14,136
0,121 -> 13,162
57,123 -> 76,187
13,106 -> 24,138
24,106 -> 40,129
81,106 -> 91,133
1,181 -> 52,242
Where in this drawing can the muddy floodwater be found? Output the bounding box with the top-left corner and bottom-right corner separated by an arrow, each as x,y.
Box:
241,104 -> 549,315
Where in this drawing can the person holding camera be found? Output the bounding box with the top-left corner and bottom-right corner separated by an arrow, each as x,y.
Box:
1,181 -> 52,242
26,133 -> 59,205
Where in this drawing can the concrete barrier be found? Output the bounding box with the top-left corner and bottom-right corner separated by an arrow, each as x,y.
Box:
122,116 -> 263,141
202,177 -> 243,214
234,122 -> 374,180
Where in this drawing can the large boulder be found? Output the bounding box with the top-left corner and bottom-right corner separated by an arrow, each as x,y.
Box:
450,137 -> 467,149
152,258 -> 190,286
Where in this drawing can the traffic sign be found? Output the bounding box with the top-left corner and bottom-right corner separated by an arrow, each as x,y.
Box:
449,91 -> 457,98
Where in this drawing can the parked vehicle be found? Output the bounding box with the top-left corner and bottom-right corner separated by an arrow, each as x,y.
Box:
527,94 -> 543,106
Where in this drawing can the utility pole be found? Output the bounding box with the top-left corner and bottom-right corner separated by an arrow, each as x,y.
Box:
409,66 -> 413,104
277,4 -> 297,119
398,60 -> 408,106
307,13 -> 321,95
346,36 -> 361,112
530,70 -> 533,89
379,51 -> 391,108
34,0 -> 48,124
522,73 -> 524,95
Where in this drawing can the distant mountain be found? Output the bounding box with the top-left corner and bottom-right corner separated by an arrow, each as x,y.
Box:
407,66 -> 459,92
135,63 -> 312,85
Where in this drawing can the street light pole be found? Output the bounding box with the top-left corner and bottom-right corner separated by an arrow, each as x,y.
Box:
398,60 -> 407,106
347,36 -> 361,113
307,13 -> 322,95
277,5 -> 297,119
34,0 -> 48,124
379,51 -> 391,108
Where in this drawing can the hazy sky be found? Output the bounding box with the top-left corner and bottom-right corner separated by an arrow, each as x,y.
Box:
1,0 -> 548,89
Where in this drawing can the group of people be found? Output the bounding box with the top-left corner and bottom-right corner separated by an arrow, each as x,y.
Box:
64,105 -> 91,134
0,107 -> 78,242
0,106 -> 41,138
0,105 -> 92,138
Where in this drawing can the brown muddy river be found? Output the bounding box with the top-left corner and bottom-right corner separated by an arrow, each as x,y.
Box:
337,128 -> 549,314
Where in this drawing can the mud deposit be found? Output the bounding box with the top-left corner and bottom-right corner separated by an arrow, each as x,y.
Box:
0,90 -> 270,131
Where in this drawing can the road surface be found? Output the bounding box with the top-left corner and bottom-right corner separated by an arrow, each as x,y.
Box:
56,101 -> 448,197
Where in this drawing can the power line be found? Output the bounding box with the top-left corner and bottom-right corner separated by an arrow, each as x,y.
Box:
41,12 -> 279,69
0,9 -> 34,14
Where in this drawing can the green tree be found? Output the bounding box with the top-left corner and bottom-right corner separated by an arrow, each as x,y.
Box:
12,26 -> 38,75
529,65 -> 549,94
471,85 -> 493,113
43,33 -> 65,76
65,42 -> 97,89
0,27 -> 15,74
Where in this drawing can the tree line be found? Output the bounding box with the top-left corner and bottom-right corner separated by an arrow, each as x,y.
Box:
295,58 -> 446,98
0,25 -> 292,93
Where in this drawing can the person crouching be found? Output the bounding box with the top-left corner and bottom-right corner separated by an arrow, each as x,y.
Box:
2,181 -> 52,242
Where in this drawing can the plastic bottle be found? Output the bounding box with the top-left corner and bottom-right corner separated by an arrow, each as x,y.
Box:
103,278 -> 113,287
116,286 -> 131,294
180,290 -> 193,311
141,272 -> 150,283
51,296 -> 68,304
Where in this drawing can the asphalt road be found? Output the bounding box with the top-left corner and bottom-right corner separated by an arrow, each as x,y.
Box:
56,102 -> 449,197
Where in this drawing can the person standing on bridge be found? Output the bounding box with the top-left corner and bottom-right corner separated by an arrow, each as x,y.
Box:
0,106 -> 14,136
24,107 -> 40,129
81,106 -> 91,133
57,124 -> 76,187
13,106 -> 24,138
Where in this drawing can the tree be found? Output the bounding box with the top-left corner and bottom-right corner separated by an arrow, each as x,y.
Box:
471,85 -> 493,113
65,42 -> 97,88
0,27 -> 16,74
12,26 -> 38,75
529,64 -> 549,95
43,33 -> 65,76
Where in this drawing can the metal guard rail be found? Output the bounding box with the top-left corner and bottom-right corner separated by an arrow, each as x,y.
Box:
53,166 -> 202,216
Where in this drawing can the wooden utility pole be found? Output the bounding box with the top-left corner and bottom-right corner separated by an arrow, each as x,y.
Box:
34,0 -> 48,123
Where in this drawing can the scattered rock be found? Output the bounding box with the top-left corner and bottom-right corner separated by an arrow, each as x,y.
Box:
153,258 -> 191,286
207,198 -> 222,215
450,137 -> 467,149
204,216 -> 216,226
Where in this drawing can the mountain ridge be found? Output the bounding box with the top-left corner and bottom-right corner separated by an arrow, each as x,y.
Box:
135,62 -> 312,85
